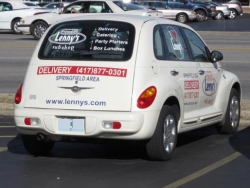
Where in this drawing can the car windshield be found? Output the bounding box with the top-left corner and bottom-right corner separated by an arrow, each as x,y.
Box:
23,2 -> 39,7
113,1 -> 145,11
39,20 -> 135,61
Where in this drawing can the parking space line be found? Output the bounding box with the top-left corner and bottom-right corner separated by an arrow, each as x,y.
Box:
163,152 -> 241,188
0,147 -> 8,152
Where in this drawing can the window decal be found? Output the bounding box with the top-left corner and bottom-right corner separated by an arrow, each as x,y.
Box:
167,26 -> 184,60
202,71 -> 217,96
48,29 -> 86,45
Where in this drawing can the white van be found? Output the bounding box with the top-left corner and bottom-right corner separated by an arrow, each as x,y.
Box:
14,14 -> 241,161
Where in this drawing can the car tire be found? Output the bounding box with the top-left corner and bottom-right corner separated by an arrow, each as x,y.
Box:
228,9 -> 237,19
145,105 -> 179,161
12,18 -> 22,34
176,13 -> 188,23
31,21 -> 48,40
213,11 -> 224,20
195,10 -> 206,22
216,88 -> 240,134
22,134 -> 54,156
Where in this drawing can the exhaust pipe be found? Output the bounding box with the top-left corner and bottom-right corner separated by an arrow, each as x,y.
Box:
37,133 -> 47,141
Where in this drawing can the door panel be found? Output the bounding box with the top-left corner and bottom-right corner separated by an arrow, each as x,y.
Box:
159,25 -> 200,126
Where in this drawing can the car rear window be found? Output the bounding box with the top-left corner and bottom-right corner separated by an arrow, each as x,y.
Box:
38,20 -> 135,61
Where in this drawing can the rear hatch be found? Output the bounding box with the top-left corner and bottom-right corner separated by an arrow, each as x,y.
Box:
23,20 -> 137,111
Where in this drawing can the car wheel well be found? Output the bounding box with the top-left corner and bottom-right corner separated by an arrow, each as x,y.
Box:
164,96 -> 180,120
232,82 -> 241,100
195,8 -> 207,16
11,17 -> 22,30
229,8 -> 238,15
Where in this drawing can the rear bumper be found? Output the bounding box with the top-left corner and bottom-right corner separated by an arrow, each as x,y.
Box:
17,24 -> 31,34
14,107 -> 160,140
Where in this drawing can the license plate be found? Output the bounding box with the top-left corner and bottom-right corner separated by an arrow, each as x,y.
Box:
58,117 -> 84,133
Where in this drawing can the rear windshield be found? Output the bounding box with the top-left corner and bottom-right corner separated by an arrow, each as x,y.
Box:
38,20 -> 135,61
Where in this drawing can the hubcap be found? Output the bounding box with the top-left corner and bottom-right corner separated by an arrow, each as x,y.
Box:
229,10 -> 236,19
14,22 -> 20,33
34,24 -> 47,38
216,13 -> 223,19
163,115 -> 176,153
229,96 -> 240,128
178,15 -> 186,23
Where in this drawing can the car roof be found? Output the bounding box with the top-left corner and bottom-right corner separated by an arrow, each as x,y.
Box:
55,13 -> 191,29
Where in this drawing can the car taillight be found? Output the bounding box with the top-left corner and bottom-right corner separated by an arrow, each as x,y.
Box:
15,83 -> 23,104
137,86 -> 157,109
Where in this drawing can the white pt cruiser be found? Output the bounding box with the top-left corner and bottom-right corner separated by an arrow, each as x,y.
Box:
14,14 -> 241,161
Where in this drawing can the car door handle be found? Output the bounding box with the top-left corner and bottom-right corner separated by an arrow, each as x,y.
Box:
171,69 -> 179,76
199,69 -> 205,75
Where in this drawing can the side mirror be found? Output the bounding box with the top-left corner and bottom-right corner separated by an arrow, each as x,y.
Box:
210,50 -> 223,62
184,0 -> 188,3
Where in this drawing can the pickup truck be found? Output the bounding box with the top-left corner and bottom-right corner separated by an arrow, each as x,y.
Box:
162,0 -> 217,21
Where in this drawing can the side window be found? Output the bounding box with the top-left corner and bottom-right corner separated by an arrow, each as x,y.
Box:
153,26 -> 165,60
154,2 -> 163,8
88,2 -> 112,13
63,2 -> 87,13
2,3 -> 12,11
182,28 -> 209,62
161,25 -> 190,61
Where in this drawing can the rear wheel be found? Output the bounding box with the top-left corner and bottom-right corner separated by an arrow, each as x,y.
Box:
31,21 -> 48,40
216,88 -> 240,134
12,18 -> 22,34
146,105 -> 178,161
195,10 -> 206,22
22,135 -> 54,156
228,9 -> 237,19
176,13 -> 188,23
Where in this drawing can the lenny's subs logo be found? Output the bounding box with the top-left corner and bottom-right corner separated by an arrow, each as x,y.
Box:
49,29 -> 86,45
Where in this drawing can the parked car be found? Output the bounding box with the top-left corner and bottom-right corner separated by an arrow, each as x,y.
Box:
161,0 -> 217,21
0,0 -> 52,33
137,1 -> 197,23
208,0 -> 243,19
14,14 -> 241,161
208,1 -> 231,19
17,0 -> 163,40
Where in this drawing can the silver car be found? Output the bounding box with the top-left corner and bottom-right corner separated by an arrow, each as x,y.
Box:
210,2 -> 231,19
210,0 -> 243,19
138,1 -> 197,23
